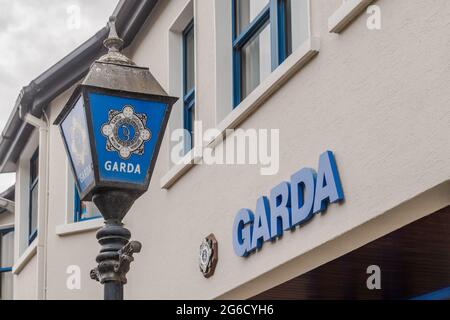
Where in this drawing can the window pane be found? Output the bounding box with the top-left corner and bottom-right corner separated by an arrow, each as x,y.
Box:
286,0 -> 310,54
30,184 -> 38,237
30,152 -> 39,183
0,272 -> 13,300
189,105 -> 195,144
0,231 -> 14,268
79,201 -> 101,221
183,103 -> 195,153
241,22 -> 272,100
184,24 -> 195,94
74,184 -> 101,222
236,0 -> 270,35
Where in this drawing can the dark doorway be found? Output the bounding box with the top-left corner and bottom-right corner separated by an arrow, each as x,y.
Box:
251,206 -> 450,300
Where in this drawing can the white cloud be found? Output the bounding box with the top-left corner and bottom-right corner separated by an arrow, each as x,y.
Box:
0,0 -> 119,133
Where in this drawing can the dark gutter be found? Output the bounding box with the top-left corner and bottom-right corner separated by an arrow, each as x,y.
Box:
0,0 -> 159,173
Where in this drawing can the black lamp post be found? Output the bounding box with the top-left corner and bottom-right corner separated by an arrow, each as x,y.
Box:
54,17 -> 177,300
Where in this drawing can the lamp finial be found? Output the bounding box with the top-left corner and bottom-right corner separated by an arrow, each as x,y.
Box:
103,16 -> 124,53
98,16 -> 135,66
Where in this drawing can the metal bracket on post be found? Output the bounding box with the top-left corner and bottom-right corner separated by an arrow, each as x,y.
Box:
90,239 -> 142,284
114,240 -> 142,283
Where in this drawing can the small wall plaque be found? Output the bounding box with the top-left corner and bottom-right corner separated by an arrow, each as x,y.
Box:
199,234 -> 218,278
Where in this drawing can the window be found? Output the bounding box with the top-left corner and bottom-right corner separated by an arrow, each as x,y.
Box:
67,163 -> 101,223
74,187 -> 101,222
183,20 -> 195,153
29,149 -> 39,244
232,0 -> 310,106
0,228 -> 14,300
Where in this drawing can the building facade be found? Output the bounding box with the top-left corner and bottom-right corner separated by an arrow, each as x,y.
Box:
0,0 -> 449,300
0,186 -> 15,300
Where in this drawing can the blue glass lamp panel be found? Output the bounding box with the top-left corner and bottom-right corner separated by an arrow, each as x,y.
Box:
88,93 -> 168,185
61,96 -> 95,193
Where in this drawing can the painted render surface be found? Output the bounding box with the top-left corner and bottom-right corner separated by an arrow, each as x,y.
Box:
10,0 -> 450,299
0,212 -> 13,227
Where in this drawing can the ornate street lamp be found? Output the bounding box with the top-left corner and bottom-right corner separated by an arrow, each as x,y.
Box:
54,17 -> 177,300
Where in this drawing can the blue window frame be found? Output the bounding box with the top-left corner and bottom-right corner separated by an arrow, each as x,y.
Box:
74,187 -> 101,222
0,228 -> 14,273
0,227 -> 14,300
28,149 -> 39,244
232,0 -> 308,106
183,20 -> 195,153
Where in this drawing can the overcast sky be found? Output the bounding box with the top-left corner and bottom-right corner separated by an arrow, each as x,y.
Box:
0,0 -> 118,192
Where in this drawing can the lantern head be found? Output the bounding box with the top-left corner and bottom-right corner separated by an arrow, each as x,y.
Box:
55,17 -> 177,202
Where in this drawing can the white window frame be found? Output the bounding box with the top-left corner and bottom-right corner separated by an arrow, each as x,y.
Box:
328,0 -> 375,33
12,129 -> 38,274
0,225 -> 14,300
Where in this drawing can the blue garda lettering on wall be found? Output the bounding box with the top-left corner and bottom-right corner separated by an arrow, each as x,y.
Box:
88,93 -> 167,185
232,151 -> 344,257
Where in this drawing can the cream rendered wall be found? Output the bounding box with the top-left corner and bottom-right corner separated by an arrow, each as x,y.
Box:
0,212 -> 14,227
13,254 -> 37,300
18,0 -> 450,300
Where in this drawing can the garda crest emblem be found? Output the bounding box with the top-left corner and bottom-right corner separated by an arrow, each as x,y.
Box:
199,234 -> 218,278
70,116 -> 89,167
101,105 -> 152,160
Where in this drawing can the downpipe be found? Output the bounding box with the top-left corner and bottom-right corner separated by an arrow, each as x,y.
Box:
21,111 -> 49,300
